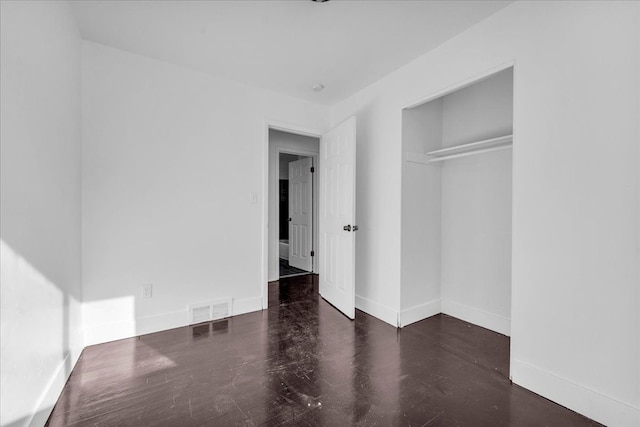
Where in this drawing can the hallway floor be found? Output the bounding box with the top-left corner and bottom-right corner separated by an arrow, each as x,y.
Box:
46,275 -> 599,426
279,258 -> 309,278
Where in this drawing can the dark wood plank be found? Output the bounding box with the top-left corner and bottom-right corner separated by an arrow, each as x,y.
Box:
46,275 -> 600,426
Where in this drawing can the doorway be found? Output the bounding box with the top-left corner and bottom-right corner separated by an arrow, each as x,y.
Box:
263,118 -> 358,319
267,129 -> 320,282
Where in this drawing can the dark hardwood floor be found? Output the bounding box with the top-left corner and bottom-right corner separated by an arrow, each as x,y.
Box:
47,275 -> 599,426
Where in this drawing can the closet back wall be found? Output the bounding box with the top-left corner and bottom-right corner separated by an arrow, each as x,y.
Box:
440,70 -> 513,335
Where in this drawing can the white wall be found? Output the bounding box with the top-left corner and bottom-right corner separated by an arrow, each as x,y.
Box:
441,69 -> 513,147
268,130 -> 320,281
330,2 -> 639,425
440,150 -> 512,335
0,2 -> 83,426
400,100 -> 442,326
440,69 -> 513,335
82,42 -> 329,345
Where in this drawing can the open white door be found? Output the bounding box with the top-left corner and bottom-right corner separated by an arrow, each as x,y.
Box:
319,116 -> 356,319
288,157 -> 313,272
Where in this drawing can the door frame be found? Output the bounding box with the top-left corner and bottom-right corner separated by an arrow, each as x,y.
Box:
262,121 -> 323,309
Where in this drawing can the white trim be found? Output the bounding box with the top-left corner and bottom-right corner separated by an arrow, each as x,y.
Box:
279,240 -> 289,260
509,62 -> 519,376
262,122 -> 271,308
355,294 -> 398,327
232,296 -> 263,316
83,319 -> 137,346
399,299 -> 441,327
28,348 -> 82,427
441,298 -> 511,336
511,359 -> 640,427
83,310 -> 188,346
84,296 -> 264,346
137,310 -> 189,336
266,120 -> 324,138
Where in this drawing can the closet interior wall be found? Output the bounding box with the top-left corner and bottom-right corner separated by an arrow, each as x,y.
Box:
401,68 -> 514,335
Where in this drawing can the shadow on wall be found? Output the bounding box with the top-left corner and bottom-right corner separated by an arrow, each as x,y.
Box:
0,240 -> 85,427
0,239 -> 163,426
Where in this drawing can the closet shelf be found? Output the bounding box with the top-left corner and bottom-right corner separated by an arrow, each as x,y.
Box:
426,134 -> 512,163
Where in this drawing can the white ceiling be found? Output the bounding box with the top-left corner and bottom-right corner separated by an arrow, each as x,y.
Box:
70,0 -> 512,106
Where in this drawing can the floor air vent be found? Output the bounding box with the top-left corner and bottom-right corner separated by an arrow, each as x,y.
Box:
189,298 -> 231,325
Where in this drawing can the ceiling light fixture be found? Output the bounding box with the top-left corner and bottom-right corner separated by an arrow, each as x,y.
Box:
311,0 -> 330,2
312,83 -> 325,92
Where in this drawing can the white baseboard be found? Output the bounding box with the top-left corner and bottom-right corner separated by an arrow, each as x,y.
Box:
232,296 -> 263,316
83,311 -> 187,346
84,296 -> 265,346
83,319 -> 138,346
399,299 -> 441,327
512,358 -> 640,427
441,298 -> 510,336
28,347 -> 82,427
279,241 -> 289,260
355,294 -> 398,327
135,310 -> 189,336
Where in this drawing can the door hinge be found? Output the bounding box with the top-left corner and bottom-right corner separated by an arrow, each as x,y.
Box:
310,250 -> 315,257
310,166 -> 315,173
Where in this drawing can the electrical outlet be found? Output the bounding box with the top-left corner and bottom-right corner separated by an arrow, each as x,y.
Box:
142,284 -> 153,299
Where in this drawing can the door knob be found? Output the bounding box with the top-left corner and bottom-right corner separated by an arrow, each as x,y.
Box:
353,225 -> 359,231
288,218 -> 292,222
343,225 -> 351,232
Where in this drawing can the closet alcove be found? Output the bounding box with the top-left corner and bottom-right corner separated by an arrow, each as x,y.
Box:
401,67 -> 513,336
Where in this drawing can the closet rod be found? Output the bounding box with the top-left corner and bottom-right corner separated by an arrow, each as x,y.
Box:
426,134 -> 512,157
427,144 -> 512,163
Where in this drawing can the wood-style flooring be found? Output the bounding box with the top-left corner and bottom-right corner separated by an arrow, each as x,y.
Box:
46,275 -> 600,426
279,258 -> 309,278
